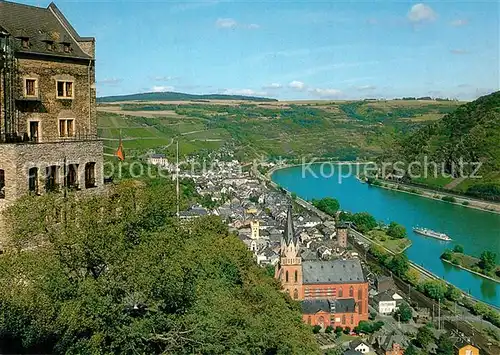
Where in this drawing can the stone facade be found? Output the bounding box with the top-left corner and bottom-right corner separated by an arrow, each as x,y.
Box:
0,2 -> 103,245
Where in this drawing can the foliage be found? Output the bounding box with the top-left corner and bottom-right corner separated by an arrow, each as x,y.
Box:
479,251 -> 497,272
405,343 -> 421,355
312,325 -> 322,334
441,196 -> 456,203
387,221 -> 407,239
445,285 -> 462,302
415,324 -> 434,349
311,197 -> 340,216
325,325 -> 333,334
436,333 -> 454,355
0,180 -> 319,354
418,280 -> 447,301
453,244 -> 464,253
387,253 -> 410,277
340,211 -> 377,233
395,302 -> 413,322
343,327 -> 351,334
441,250 -> 453,261
334,326 -> 343,336
354,320 -> 384,334
98,91 -> 277,103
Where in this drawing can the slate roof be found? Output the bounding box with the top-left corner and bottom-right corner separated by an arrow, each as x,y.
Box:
302,259 -> 366,285
0,1 -> 92,59
349,339 -> 370,350
301,298 -> 357,314
343,350 -> 360,355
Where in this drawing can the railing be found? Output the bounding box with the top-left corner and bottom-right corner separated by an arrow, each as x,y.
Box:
0,132 -> 99,144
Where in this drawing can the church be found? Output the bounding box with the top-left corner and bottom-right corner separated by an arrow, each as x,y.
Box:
275,207 -> 369,329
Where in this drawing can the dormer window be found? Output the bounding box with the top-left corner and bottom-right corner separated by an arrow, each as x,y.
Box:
63,43 -> 71,53
46,41 -> 54,51
21,38 -> 29,49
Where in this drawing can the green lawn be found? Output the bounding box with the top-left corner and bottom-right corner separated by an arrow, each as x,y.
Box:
412,176 -> 454,189
367,230 -> 412,254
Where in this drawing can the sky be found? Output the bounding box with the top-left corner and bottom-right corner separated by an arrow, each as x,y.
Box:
16,0 -> 500,100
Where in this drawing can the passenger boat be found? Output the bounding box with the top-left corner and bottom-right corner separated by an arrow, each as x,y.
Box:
413,227 -> 452,241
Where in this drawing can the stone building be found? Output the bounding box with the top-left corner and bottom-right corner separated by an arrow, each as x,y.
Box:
0,2 -> 103,239
275,207 -> 369,329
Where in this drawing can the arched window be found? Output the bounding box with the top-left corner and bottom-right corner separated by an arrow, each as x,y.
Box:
318,316 -> 325,327
85,162 -> 96,188
0,169 -> 5,199
28,167 -> 38,194
339,287 -> 343,297
358,288 -> 363,300
358,301 -> 362,314
285,270 -> 289,283
294,270 -> 298,283
293,289 -> 299,299
349,286 -> 354,297
342,315 -> 346,325
307,316 -> 312,325
350,314 -> 354,324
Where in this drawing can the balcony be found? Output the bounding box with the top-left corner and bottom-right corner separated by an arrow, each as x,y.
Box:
0,132 -> 99,144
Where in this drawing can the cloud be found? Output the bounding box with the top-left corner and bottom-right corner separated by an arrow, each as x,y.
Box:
153,76 -> 177,82
215,18 -> 238,29
450,49 -> 469,55
247,23 -> 260,30
262,83 -> 282,89
152,85 -> 174,92
310,88 -> 342,98
288,80 -> 306,90
450,19 -> 468,27
223,88 -> 267,96
407,3 -> 437,23
98,78 -> 123,85
356,85 -> 377,91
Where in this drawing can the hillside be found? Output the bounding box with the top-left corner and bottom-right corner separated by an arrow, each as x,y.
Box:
97,99 -> 462,162
385,91 -> 500,200
97,91 -> 278,103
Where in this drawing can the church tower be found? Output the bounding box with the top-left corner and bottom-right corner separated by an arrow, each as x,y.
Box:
276,206 -> 303,300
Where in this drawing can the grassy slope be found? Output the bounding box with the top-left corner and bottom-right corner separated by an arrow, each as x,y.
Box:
98,99 -> 462,161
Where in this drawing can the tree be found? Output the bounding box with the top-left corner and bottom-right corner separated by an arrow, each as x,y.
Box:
291,192 -> 297,200
453,244 -> 464,253
388,253 -> 410,277
351,212 -> 377,233
445,285 -> 462,302
343,326 -> 351,334
415,325 -> 434,349
387,221 -> 407,239
419,280 -> 447,300
311,197 -> 340,216
479,251 -> 497,272
395,302 -> 413,323
312,325 -> 322,334
441,250 -> 453,261
405,343 -> 421,355
334,326 -> 343,337
0,180 -> 321,354
436,333 -> 454,355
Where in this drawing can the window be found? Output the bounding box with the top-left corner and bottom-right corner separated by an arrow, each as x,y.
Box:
28,167 -> 38,194
350,314 -> 354,324
21,38 -> 29,49
45,165 -> 59,192
293,289 -> 298,300
85,162 -> 96,188
349,286 -> 354,297
358,288 -> 363,301
63,43 -> 71,53
57,81 -> 73,98
0,169 -> 5,199
342,315 -> 346,325
25,79 -> 37,97
29,121 -> 40,142
294,270 -> 298,283
59,119 -> 75,137
339,288 -> 343,297
285,271 -> 289,283
65,164 -> 79,188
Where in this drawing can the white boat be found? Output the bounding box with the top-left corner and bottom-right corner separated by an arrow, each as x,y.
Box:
413,227 -> 452,241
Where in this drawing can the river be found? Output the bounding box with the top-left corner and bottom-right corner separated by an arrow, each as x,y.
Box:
271,164 -> 500,307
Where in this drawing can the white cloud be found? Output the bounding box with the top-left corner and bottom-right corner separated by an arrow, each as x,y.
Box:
153,76 -> 177,82
310,88 -> 342,98
215,18 -> 238,29
450,49 -> 469,55
247,23 -> 260,29
357,85 -> 377,91
152,85 -> 174,92
263,83 -> 282,89
407,4 -> 437,23
450,19 -> 468,27
99,78 -> 123,85
223,88 -> 267,96
288,80 -> 306,90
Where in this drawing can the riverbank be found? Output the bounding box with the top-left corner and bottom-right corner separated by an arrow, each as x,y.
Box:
441,251 -> 500,284
369,179 -> 500,214
266,163 -> 500,214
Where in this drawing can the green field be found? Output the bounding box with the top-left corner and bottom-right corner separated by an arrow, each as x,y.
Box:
98,99 -> 462,162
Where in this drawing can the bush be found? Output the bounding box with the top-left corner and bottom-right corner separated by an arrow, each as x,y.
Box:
441,250 -> 453,261
334,326 -> 343,336
343,327 -> 351,334
325,325 -> 333,334
461,201 -> 470,206
441,196 -> 456,203
369,312 -> 377,320
312,325 -> 322,334
453,245 -> 464,253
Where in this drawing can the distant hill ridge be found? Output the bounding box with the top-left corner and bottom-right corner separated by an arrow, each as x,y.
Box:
97,91 -> 278,103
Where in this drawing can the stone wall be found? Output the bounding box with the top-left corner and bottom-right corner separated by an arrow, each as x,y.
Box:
0,139 -> 103,205
15,56 -> 97,139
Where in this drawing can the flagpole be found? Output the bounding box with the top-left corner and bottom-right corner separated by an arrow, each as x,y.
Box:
176,139 -> 180,220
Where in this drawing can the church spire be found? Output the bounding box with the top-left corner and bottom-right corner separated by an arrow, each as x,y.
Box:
283,205 -> 297,246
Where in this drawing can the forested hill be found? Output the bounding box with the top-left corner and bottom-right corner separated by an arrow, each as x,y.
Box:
98,91 -> 278,103
392,91 -> 500,200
